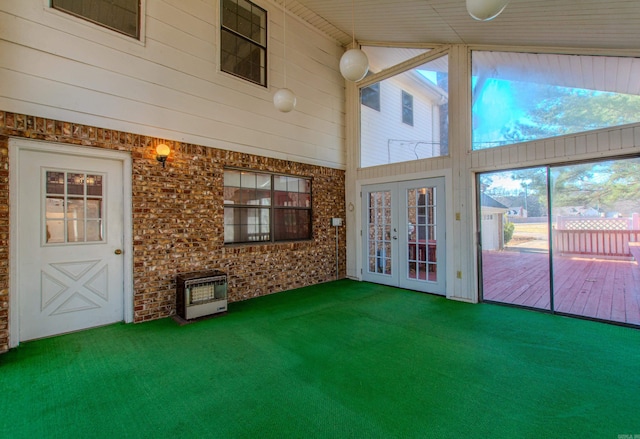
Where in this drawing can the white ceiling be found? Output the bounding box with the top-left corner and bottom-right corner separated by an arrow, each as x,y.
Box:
285,0 -> 640,52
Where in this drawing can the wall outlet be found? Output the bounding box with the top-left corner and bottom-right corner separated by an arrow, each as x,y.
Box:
331,218 -> 343,227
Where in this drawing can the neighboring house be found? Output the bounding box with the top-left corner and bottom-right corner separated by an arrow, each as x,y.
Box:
360,70 -> 448,168
507,207 -> 527,218
480,194 -> 509,251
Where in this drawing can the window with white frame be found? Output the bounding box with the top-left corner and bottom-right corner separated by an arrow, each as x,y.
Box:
220,0 -> 267,86
402,91 -> 414,126
51,0 -> 140,39
224,169 -> 312,244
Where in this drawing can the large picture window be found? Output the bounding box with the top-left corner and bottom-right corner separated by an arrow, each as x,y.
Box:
51,0 -> 140,39
360,53 -> 449,168
224,169 -> 312,244
221,0 -> 267,86
471,51 -> 640,150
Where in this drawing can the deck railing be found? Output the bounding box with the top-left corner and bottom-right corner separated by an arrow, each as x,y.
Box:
553,214 -> 640,257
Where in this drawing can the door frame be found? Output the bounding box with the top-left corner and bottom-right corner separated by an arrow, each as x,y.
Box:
9,138 -> 134,348
355,169 -> 454,297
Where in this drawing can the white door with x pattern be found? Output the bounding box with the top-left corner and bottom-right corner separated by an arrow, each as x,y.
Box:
16,146 -> 125,341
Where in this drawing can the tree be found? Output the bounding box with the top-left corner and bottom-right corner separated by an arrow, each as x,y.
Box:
509,86 -> 640,142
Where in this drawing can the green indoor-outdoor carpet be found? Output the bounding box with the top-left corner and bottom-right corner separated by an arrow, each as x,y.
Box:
1,279 -> 639,438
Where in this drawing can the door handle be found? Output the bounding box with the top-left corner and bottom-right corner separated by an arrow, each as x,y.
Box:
114,249 -> 123,255
392,236 -> 398,240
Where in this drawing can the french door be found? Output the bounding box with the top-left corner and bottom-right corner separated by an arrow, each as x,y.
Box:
362,178 -> 446,295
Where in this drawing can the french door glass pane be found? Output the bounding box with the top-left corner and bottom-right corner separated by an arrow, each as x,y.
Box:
407,187 -> 438,282
367,191 -> 392,275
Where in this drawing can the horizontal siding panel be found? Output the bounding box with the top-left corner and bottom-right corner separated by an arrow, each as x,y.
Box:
0,3 -> 346,169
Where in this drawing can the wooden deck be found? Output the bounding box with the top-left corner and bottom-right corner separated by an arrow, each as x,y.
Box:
482,250 -> 640,326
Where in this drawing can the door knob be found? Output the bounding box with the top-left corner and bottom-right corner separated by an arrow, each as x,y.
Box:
392,236 -> 398,240
114,249 -> 123,255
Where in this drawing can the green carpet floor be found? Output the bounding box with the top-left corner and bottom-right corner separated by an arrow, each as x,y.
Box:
2,280 -> 639,438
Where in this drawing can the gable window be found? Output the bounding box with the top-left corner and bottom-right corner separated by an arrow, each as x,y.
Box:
402,91 -> 414,126
471,51 -> 640,150
224,169 -> 312,244
221,0 -> 267,86
51,0 -> 140,39
360,53 -> 449,168
361,82 -> 381,111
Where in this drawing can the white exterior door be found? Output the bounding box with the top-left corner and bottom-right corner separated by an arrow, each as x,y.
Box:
16,145 -> 126,341
362,178 -> 446,295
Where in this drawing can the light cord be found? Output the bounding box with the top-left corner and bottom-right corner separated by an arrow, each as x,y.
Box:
351,0 -> 355,46
283,0 -> 287,88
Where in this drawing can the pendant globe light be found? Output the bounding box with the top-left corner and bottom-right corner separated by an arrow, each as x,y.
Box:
273,0 -> 296,112
466,0 -> 510,21
339,0 -> 369,82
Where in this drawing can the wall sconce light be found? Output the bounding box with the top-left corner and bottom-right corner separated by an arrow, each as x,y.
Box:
156,143 -> 170,168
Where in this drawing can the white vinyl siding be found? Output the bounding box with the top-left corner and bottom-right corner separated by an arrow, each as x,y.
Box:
361,78 -> 439,168
0,0 -> 345,169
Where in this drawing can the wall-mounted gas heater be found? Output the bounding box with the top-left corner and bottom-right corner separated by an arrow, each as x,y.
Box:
176,271 -> 227,320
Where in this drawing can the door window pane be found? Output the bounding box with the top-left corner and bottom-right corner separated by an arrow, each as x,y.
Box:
367,191 -> 392,275
407,187 -> 438,282
44,170 -> 105,244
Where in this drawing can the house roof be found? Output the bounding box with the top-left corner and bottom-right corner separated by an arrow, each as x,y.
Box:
481,193 -> 508,209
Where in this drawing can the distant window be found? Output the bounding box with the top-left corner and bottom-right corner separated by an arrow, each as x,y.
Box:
402,91 -> 414,126
51,0 -> 140,39
224,169 -> 312,244
220,0 -> 267,86
361,82 -> 381,111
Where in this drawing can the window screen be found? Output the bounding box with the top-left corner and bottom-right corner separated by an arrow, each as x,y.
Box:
51,0 -> 140,39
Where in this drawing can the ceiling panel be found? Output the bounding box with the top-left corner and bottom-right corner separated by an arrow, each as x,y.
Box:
286,0 -> 640,51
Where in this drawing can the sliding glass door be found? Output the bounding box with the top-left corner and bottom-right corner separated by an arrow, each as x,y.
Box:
479,157 -> 640,327
479,167 -> 551,311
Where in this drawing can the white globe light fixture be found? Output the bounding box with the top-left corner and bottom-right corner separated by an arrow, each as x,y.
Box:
466,0 -> 510,21
273,0 -> 297,112
340,0 -> 369,82
340,48 -> 369,82
273,88 -> 297,113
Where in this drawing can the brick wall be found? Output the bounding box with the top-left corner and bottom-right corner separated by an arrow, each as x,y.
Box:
0,111 -> 346,353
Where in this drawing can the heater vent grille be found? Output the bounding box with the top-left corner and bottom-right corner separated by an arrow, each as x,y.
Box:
177,271 -> 227,320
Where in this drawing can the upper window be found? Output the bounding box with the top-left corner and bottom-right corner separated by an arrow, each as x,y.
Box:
361,82 -> 381,111
402,91 -> 414,126
224,169 -> 312,244
51,0 -> 140,39
220,0 -> 267,87
472,51 -> 640,151
360,53 -> 449,168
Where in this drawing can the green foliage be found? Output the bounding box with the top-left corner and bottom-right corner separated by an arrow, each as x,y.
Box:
503,220 -> 515,244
